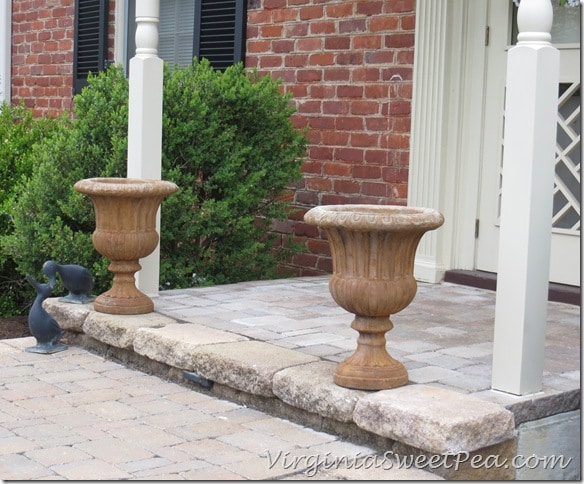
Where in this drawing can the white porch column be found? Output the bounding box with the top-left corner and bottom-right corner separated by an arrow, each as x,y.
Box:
0,1 -> 11,104
408,0 -> 449,283
491,0 -> 559,395
127,0 -> 163,295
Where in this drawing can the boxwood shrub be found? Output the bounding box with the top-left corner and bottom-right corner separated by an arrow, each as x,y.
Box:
0,103 -> 63,315
3,59 -> 307,313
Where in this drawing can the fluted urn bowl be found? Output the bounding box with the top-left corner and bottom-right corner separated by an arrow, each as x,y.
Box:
304,204 -> 444,390
74,177 -> 178,315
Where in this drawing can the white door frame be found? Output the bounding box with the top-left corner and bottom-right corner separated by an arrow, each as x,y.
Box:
409,0 -> 580,286
475,0 -> 513,278
475,3 -> 581,286
409,0 -> 489,282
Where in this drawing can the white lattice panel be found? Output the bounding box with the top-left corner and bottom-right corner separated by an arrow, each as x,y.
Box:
497,82 -> 581,236
553,82 -> 581,234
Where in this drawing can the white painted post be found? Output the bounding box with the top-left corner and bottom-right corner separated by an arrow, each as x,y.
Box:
127,0 -> 163,295
491,0 -> 559,395
0,1 -> 11,103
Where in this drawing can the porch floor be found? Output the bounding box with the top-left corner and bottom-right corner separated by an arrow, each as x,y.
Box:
152,276 -> 580,416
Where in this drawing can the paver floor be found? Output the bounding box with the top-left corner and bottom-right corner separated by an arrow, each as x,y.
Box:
152,277 -> 580,402
0,337 -> 438,480
1,276 -> 579,480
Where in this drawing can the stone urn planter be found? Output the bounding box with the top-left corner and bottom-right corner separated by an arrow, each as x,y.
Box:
304,205 -> 444,390
74,177 -> 178,315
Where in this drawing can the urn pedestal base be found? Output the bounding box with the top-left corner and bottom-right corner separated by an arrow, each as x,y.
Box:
94,294 -> 153,315
333,316 -> 408,390
92,261 -> 154,315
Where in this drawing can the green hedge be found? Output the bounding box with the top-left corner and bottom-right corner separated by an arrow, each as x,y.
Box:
0,103 -> 63,315
2,59 -> 307,314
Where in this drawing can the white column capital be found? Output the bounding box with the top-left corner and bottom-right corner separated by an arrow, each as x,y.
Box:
135,0 -> 160,18
135,0 -> 160,58
517,0 -> 553,44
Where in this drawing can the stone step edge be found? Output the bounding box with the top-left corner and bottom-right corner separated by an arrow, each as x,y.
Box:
44,298 -> 514,456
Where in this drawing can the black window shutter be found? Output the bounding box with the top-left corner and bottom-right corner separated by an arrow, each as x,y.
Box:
73,0 -> 109,94
193,0 -> 247,71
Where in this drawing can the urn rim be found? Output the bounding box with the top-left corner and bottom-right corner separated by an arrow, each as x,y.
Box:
74,177 -> 178,198
304,204 -> 444,231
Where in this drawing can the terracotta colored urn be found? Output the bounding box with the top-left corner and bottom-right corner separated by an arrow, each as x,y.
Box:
304,204 -> 444,390
74,177 -> 178,315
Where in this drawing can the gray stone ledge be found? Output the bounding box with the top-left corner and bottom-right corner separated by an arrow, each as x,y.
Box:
62,331 -> 516,481
133,323 -> 248,370
353,385 -> 515,455
505,389 -> 581,426
187,340 -> 319,398
45,298 -> 569,474
44,298 -> 92,332
471,388 -> 581,425
83,311 -> 175,349
273,361 -> 369,422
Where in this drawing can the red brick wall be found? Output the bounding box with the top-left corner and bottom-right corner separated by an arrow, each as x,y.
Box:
10,0 -> 415,276
246,0 -> 416,275
11,0 -> 75,117
11,0 -> 116,117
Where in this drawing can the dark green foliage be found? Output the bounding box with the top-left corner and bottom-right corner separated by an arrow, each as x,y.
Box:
0,103 -> 63,315
0,103 -> 58,210
3,59 -> 307,313
160,60 -> 306,286
3,67 -> 130,305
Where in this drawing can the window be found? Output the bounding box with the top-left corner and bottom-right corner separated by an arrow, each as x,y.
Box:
193,0 -> 247,70
73,0 -> 109,94
126,0 -> 246,70
160,1 -> 196,66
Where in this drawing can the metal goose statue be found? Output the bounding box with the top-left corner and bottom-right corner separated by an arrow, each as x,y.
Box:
25,274 -> 67,354
42,260 -> 95,304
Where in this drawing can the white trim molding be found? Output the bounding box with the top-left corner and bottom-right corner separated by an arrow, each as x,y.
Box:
409,0 -> 488,283
409,0 -> 448,283
0,1 -> 11,103
114,0 -> 127,66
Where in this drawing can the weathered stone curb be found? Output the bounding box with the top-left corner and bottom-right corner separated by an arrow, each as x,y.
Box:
273,361 -> 369,422
353,385 -> 515,454
44,299 -> 91,332
83,311 -> 175,349
187,340 -> 319,397
44,298 -> 516,464
134,323 -> 248,370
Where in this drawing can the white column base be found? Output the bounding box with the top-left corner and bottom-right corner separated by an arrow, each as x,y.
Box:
414,256 -> 446,284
